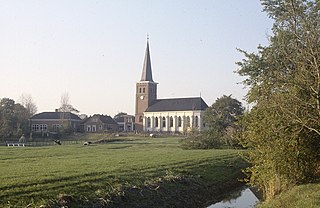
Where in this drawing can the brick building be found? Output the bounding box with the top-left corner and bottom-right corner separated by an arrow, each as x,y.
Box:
29,111 -> 82,133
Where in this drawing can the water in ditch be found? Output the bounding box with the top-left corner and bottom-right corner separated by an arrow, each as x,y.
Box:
207,187 -> 259,208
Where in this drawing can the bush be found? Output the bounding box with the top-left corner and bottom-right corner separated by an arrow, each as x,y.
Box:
180,133 -> 221,149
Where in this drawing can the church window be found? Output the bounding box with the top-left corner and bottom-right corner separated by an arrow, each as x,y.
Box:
170,116 -> 173,127
162,116 -> 166,127
143,88 -> 145,93
147,117 -> 151,128
139,88 -> 142,93
195,116 -> 199,127
186,116 -> 190,127
155,117 -> 159,127
139,116 -> 143,122
178,116 -> 182,127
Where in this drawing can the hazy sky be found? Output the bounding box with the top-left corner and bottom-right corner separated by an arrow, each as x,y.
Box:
0,0 -> 273,116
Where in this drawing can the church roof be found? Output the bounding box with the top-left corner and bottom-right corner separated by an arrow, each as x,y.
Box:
145,97 -> 208,112
140,41 -> 154,82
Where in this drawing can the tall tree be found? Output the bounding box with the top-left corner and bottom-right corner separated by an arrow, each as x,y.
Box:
0,98 -> 15,137
59,92 -> 79,114
236,0 -> 320,200
203,95 -> 244,147
14,103 -> 30,136
19,93 -> 37,116
58,93 -> 79,133
0,98 -> 29,138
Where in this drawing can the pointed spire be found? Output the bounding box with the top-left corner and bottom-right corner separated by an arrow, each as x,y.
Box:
140,38 -> 154,82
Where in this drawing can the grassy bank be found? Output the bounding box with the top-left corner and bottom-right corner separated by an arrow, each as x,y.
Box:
0,135 -> 247,207
258,182 -> 320,208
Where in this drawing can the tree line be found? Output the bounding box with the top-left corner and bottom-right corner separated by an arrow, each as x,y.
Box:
183,0 -> 320,201
236,0 -> 320,200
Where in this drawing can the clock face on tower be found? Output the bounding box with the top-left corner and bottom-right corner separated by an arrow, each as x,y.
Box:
140,95 -> 144,100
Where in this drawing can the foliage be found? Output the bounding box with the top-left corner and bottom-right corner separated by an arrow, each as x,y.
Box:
258,182 -> 320,208
0,136 -> 247,207
236,0 -> 320,200
202,95 -> 244,148
19,93 -> 37,116
57,93 -> 80,133
58,92 -> 79,114
180,134 -> 219,149
0,98 -> 30,138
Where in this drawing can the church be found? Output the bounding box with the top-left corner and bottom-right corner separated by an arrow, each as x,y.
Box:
135,40 -> 208,133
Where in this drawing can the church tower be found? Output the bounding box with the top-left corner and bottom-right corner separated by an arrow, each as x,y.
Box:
135,40 -> 158,131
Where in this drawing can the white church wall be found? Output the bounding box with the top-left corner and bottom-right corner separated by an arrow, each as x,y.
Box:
143,110 -> 205,133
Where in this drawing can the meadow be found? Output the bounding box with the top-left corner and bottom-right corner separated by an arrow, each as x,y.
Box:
0,135 -> 247,207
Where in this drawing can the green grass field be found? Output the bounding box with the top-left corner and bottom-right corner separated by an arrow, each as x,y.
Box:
0,135 -> 247,207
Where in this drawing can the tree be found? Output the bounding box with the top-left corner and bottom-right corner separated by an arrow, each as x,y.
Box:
181,95 -> 244,150
58,93 -> 79,133
0,98 -> 16,138
58,92 -> 79,114
14,103 -> 30,136
203,95 -> 244,147
236,0 -> 320,200
0,98 -> 29,138
19,93 -> 37,116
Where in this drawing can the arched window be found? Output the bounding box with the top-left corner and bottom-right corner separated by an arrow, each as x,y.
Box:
139,116 -> 143,122
139,88 -> 142,93
155,117 -> 159,127
170,116 -> 173,127
162,116 -> 166,127
147,117 -> 151,128
143,88 -> 145,93
178,116 -> 182,127
186,116 -> 190,127
195,116 -> 199,127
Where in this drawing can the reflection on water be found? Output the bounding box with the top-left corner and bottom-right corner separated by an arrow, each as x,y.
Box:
207,187 -> 259,208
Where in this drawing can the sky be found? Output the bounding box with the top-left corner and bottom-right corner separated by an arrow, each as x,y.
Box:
0,0 -> 274,116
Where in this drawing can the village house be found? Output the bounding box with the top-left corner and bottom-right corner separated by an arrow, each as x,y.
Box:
83,114 -> 119,133
29,111 -> 82,134
114,114 -> 135,131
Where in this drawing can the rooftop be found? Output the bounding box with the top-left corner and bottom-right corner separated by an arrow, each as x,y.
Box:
145,97 -> 208,112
